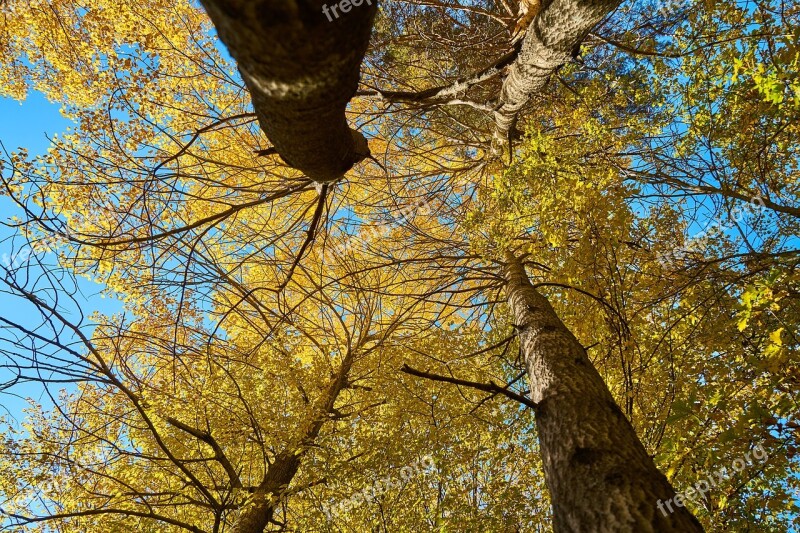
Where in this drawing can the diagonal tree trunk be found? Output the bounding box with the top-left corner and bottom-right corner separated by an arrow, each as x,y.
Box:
504,252 -> 704,532
199,0 -> 377,183
232,347 -> 356,532
233,453 -> 301,533
493,0 -> 622,147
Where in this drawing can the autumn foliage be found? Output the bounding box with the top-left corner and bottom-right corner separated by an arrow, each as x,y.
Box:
0,0 -> 798,531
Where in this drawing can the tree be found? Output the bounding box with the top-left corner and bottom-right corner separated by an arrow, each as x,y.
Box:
503,251 -> 703,531
0,0 -> 798,531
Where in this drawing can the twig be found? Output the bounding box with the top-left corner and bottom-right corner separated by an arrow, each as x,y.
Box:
153,113 -> 257,175
278,184 -> 328,291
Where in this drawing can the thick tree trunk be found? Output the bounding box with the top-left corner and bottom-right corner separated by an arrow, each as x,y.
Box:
233,453 -> 300,533
199,0 -> 377,182
504,252 -> 704,532
494,0 -> 621,146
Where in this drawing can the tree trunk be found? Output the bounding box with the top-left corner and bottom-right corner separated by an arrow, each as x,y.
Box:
231,345 -> 356,532
504,252 -> 704,532
494,0 -> 621,146
232,453 -> 300,533
199,0 -> 377,182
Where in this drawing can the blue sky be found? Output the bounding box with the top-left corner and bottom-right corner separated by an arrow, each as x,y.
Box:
0,92 -> 121,422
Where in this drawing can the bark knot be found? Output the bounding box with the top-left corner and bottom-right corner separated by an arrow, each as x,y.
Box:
571,446 -> 604,466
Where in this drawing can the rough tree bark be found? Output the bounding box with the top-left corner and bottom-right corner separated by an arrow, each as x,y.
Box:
494,0 -> 622,146
505,252 -> 704,532
199,0 -> 377,182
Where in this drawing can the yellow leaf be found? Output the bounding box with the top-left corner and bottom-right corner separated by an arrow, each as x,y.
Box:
769,328 -> 784,347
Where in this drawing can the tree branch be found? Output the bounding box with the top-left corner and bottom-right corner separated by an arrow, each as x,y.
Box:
400,363 -> 538,410
358,45 -> 521,105
164,416 -> 243,489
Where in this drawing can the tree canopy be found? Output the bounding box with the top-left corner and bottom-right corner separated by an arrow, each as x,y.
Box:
0,0 -> 798,531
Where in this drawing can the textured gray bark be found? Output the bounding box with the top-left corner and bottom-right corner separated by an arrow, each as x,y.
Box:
494,0 -> 622,145
505,253 -> 704,532
199,0 -> 377,182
